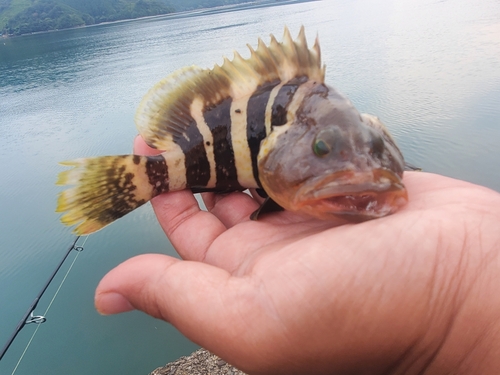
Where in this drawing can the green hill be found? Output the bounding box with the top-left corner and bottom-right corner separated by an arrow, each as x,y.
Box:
1,0 -> 174,35
0,0 -> 274,36
0,0 -> 32,29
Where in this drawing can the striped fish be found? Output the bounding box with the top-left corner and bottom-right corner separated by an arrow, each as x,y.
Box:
56,27 -> 408,235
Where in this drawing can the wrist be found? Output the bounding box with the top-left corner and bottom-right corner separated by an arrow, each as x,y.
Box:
429,252 -> 500,374
414,200 -> 500,374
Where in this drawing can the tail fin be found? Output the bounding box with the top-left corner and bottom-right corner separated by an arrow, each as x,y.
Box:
56,154 -> 168,235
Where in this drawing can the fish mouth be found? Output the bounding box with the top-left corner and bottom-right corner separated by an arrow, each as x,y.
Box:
295,169 -> 408,220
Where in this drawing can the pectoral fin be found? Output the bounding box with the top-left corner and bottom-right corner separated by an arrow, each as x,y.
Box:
255,188 -> 268,198
250,196 -> 284,220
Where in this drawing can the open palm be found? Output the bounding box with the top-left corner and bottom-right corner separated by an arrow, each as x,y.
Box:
95,136 -> 500,375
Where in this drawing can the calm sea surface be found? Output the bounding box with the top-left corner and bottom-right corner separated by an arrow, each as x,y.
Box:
1,0 -> 499,374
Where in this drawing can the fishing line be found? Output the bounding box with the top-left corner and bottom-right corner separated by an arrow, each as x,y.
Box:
9,235 -> 89,375
0,235 -> 90,374
10,237 -> 87,375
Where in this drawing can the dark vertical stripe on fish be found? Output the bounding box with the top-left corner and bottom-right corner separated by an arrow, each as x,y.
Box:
204,97 -> 242,190
247,83 -> 277,186
173,117 -> 211,188
271,76 -> 308,126
146,154 -> 169,196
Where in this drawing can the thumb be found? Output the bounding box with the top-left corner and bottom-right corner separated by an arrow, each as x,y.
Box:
94,254 -> 249,346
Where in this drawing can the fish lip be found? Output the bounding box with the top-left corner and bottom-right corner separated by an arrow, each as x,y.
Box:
294,168 -> 408,218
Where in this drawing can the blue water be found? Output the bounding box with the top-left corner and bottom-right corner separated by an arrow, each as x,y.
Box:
1,0 -> 499,374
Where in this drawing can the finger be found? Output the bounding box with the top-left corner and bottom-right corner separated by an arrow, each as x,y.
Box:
151,191 -> 231,261
94,254 -> 254,356
201,191 -> 260,228
133,134 -> 163,155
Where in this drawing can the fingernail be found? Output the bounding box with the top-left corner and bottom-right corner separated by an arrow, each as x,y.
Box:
95,292 -> 135,315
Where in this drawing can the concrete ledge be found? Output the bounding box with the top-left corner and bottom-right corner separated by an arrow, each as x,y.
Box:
150,348 -> 247,375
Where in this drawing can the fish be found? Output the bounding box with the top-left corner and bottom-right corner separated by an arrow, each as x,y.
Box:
56,26 -> 408,235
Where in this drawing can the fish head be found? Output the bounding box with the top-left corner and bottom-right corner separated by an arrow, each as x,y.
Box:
257,83 -> 408,221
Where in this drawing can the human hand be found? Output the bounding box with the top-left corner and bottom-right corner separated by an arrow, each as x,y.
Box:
95,136 -> 500,375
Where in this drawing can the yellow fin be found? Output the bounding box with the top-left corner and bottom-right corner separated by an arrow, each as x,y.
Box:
56,155 -> 155,235
134,26 -> 325,151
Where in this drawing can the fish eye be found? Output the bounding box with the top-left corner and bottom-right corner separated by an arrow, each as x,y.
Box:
313,139 -> 330,157
313,128 -> 338,157
370,134 -> 385,157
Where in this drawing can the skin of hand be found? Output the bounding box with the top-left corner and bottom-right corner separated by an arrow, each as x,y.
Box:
95,136 -> 500,375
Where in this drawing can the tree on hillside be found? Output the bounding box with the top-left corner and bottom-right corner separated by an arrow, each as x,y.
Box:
3,1 -> 85,35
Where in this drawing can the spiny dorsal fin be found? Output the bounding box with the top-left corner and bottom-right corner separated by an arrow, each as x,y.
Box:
135,26 -> 325,150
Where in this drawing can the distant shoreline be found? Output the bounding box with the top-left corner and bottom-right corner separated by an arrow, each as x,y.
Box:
2,0 -> 317,39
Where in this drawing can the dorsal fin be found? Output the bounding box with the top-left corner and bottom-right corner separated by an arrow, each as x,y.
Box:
135,26 -> 325,150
